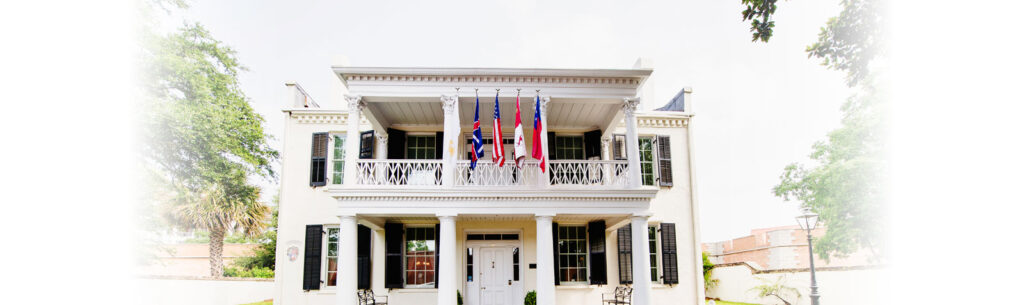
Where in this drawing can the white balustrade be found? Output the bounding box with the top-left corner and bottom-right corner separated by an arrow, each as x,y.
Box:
454,160 -> 542,186
548,160 -> 629,187
355,160 -> 443,186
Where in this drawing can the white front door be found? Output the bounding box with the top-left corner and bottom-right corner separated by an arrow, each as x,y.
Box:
479,247 -> 514,305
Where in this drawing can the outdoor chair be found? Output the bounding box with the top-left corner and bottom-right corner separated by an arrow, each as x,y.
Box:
602,286 -> 632,305
358,289 -> 388,305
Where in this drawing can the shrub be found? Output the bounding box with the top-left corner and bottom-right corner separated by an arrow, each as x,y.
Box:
524,290 -> 536,305
223,266 -> 274,278
457,290 -> 463,305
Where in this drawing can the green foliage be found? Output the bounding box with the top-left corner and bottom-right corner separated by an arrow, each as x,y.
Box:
741,0 -> 884,86
233,205 -> 279,270
457,290 -> 463,305
702,252 -> 719,292
183,230 -> 261,244
774,78 -> 888,261
223,266 -> 275,278
748,276 -> 801,305
524,290 -> 537,305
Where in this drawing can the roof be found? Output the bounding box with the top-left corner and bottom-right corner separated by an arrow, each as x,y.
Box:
655,87 -> 689,112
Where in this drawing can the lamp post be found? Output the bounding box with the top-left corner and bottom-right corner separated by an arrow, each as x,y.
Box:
796,207 -> 821,305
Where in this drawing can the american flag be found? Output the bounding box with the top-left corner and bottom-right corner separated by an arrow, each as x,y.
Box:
492,91 -> 505,166
532,94 -> 546,172
470,93 -> 484,169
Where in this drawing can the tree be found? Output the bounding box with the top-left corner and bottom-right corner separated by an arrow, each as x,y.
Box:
702,252 -> 719,293
233,204 -> 278,271
741,0 -> 884,86
749,276 -> 802,305
139,1 -> 278,276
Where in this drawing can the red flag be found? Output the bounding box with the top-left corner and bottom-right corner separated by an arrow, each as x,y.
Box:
532,95 -> 545,172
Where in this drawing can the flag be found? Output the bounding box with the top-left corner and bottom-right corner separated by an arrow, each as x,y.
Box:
532,94 -> 546,172
513,91 -> 527,168
492,91 -> 505,166
470,92 -> 484,169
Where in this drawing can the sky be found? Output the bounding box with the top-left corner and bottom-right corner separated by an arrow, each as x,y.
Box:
171,0 -> 852,243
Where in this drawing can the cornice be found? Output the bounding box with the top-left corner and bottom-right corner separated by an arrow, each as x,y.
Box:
342,74 -> 643,87
333,66 -> 652,78
283,110 -> 370,125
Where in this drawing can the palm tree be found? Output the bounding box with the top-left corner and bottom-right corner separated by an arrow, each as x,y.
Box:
173,182 -> 269,277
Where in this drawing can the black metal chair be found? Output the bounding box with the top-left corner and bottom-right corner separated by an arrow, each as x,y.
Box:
602,286 -> 632,305
358,289 -> 388,305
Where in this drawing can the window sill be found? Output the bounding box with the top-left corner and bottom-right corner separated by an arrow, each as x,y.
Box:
556,284 -> 600,290
652,283 -> 671,289
391,288 -> 438,293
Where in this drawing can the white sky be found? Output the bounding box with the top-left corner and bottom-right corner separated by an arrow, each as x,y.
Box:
175,0 -> 851,243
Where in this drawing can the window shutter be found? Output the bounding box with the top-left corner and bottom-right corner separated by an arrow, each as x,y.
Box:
302,225 -> 323,290
660,223 -> 679,285
613,134 -> 626,160
357,225 -> 372,289
552,222 -> 560,285
656,135 -> 673,186
584,130 -> 602,159
359,130 -> 375,159
547,132 -> 557,161
435,132 -> 444,160
310,133 -> 328,186
384,223 -> 404,288
434,223 -> 441,288
588,220 -> 608,285
387,128 -> 406,159
617,224 -> 633,284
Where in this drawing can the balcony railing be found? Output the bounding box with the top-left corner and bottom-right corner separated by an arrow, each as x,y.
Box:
350,159 -> 630,188
355,160 -> 443,186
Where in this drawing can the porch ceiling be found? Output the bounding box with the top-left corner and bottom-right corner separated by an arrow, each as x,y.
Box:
364,97 -> 622,130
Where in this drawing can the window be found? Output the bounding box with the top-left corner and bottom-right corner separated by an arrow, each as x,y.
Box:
466,248 -> 474,282
331,135 -> 345,184
513,247 -> 520,281
406,135 -> 436,159
404,227 -> 436,287
639,137 -> 655,186
555,136 -> 584,160
648,226 -> 659,282
325,228 -> 339,286
557,226 -> 588,283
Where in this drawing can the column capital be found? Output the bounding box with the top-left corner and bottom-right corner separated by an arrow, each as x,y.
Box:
540,96 -> 551,113
376,133 -> 388,145
622,98 -> 640,116
630,213 -> 653,220
441,94 -> 459,115
534,213 -> 556,220
436,213 -> 458,219
345,94 -> 365,112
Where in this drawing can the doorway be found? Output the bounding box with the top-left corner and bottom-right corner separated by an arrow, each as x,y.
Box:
465,234 -> 523,305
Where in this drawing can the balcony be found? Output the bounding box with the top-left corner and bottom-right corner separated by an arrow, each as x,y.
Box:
349,159 -> 631,188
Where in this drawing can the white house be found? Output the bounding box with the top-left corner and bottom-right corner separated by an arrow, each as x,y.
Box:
273,65 -> 704,305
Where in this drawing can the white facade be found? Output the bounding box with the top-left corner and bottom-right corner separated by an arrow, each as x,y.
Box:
273,66 -> 703,305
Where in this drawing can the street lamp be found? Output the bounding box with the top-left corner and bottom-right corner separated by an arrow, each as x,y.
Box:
796,207 -> 821,305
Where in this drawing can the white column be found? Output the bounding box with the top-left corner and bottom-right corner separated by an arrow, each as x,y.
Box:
623,98 -> 642,188
601,136 -> 612,184
539,96 -> 551,187
630,214 -> 653,305
343,95 -> 364,186
534,214 -> 556,305
441,94 -> 460,188
437,214 -> 458,305
338,215 -> 359,305
376,133 -> 388,160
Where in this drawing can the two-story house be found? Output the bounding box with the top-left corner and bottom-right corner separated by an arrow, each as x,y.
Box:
273,66 -> 703,305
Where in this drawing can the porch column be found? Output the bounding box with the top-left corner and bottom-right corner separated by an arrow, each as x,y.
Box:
534,214 -> 556,305
601,136 -> 612,184
623,98 -> 642,188
437,214 -> 458,305
337,214 -> 359,305
344,95 -> 364,186
441,94 -> 460,188
376,133 -> 388,160
630,214 -> 653,305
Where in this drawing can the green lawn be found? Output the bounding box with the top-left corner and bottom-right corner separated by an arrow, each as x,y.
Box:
706,300 -> 760,305
238,301 -> 272,305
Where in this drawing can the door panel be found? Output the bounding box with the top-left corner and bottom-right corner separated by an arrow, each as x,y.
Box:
479,247 -> 512,305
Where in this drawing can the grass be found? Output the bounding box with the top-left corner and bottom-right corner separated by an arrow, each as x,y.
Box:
706,300 -> 760,305
238,300 -> 272,305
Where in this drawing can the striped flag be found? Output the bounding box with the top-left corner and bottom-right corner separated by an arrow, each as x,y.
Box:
532,94 -> 545,172
492,91 -> 505,166
513,91 -> 527,168
470,92 -> 484,169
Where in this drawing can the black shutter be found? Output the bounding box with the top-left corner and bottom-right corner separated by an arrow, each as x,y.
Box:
660,223 -> 679,285
357,225 -> 372,289
359,130 -> 375,159
387,128 -> 406,159
435,132 -> 444,160
552,222 -> 560,285
310,133 -> 328,186
434,223 -> 441,288
656,135 -> 673,186
612,134 -> 624,160
588,221 -> 608,285
384,223 -> 404,288
302,225 -> 324,290
547,132 -> 557,160
584,130 -> 602,159
617,224 -> 633,284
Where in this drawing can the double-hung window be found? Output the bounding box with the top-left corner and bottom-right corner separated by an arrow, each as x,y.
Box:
554,136 -> 585,160
331,135 -> 345,184
324,227 -> 340,287
557,225 -> 588,283
638,137 -> 655,186
406,135 -> 436,159
648,226 -> 660,283
404,227 -> 436,288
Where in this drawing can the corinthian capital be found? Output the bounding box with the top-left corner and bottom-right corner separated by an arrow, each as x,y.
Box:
540,96 -> 551,114
441,94 -> 459,115
344,94 -> 364,112
622,98 -> 639,116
